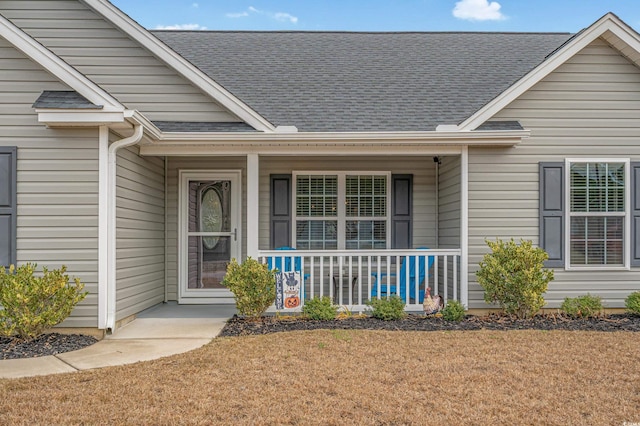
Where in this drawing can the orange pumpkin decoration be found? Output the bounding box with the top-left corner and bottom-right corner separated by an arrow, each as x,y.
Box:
284,296 -> 300,308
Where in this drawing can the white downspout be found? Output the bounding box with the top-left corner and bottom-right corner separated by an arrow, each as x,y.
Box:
106,124 -> 144,332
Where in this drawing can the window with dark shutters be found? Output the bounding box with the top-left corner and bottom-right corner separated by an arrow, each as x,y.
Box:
270,174 -> 413,249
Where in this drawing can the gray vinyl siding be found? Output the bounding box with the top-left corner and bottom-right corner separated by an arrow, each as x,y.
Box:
438,156 -> 460,249
469,37 -> 640,308
0,35 -> 99,327
115,143 -> 165,320
437,156 -> 461,299
0,0 -> 240,122
166,157 -> 247,301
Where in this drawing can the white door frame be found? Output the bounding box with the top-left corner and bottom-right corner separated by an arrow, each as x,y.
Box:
178,170 -> 242,303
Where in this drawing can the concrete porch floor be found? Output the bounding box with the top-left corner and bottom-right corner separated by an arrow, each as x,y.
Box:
0,302 -> 237,379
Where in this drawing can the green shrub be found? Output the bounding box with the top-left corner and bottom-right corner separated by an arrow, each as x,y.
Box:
222,257 -> 276,319
625,291 -> 640,316
476,238 -> 554,319
560,294 -> 604,318
0,263 -> 87,341
441,300 -> 466,322
302,296 -> 338,320
366,296 -> 406,321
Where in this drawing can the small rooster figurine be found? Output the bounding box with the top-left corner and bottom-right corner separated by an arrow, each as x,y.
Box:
423,286 -> 443,315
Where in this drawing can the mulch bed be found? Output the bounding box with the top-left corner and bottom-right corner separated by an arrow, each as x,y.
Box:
4,314 -> 639,360
0,334 -> 98,360
220,313 -> 640,337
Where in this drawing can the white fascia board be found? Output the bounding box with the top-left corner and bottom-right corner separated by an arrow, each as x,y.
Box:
458,13 -> 638,131
138,130 -> 528,156
146,129 -> 529,143
0,15 -> 123,112
36,109 -> 126,126
82,0 -> 276,133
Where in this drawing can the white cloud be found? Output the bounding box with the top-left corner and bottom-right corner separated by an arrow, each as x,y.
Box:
452,0 -> 506,21
226,11 -> 249,18
154,23 -> 207,30
226,6 -> 298,24
274,12 -> 298,24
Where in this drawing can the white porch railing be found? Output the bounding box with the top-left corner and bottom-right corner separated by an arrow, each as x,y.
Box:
258,249 -> 462,312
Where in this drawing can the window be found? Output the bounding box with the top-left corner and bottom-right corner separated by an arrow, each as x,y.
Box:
567,160 -> 629,268
293,172 -> 390,250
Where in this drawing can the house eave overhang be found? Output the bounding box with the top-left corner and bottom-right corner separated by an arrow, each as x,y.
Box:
36,109 -> 127,127
138,129 -> 529,156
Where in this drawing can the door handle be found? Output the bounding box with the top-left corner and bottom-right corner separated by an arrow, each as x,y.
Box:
233,228 -> 237,241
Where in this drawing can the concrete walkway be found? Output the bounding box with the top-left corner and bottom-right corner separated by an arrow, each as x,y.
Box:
0,303 -> 236,379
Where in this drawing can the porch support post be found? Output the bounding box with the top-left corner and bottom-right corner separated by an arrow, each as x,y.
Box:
460,145 -> 469,308
247,153 -> 259,259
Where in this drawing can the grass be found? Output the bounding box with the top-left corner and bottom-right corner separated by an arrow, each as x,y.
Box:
1,330 -> 640,425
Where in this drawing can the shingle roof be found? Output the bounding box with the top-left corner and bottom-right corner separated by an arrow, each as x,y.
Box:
32,91 -> 102,109
153,121 -> 257,132
152,31 -> 573,132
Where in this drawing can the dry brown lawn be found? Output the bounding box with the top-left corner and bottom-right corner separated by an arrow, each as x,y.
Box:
1,330 -> 639,425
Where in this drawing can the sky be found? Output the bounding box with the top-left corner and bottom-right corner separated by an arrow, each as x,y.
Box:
109,0 -> 640,33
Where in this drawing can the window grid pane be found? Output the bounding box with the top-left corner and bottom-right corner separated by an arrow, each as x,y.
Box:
345,220 -> 386,250
296,220 -> 337,250
296,175 -> 337,217
345,175 -> 387,218
570,216 -> 624,266
570,162 -> 624,213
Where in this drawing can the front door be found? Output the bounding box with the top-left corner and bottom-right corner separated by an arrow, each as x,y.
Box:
179,170 -> 241,302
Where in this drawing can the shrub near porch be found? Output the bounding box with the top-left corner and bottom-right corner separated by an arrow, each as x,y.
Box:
222,258 -> 276,319
477,239 -> 554,319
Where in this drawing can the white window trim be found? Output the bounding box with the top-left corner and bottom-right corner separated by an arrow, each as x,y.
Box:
292,171 -> 391,250
564,158 -> 630,271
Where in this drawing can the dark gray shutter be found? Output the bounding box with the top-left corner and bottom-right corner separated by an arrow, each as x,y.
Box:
391,174 -> 412,249
539,162 -> 564,267
270,174 -> 292,249
0,147 -> 16,267
631,162 -> 640,266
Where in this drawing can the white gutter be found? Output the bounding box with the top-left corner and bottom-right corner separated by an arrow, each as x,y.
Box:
106,124 -> 144,332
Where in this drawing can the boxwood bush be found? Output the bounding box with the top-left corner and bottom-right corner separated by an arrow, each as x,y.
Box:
0,263 -> 87,341
560,294 -> 604,319
476,238 -> 554,319
366,296 -> 406,321
625,291 -> 640,316
441,300 -> 466,322
222,257 -> 276,319
302,296 -> 338,320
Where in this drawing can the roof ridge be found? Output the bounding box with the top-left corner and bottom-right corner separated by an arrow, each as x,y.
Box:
150,30 -> 573,35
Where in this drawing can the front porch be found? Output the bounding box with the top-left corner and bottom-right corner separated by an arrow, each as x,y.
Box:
162,149 -> 470,309
118,126 -> 538,317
